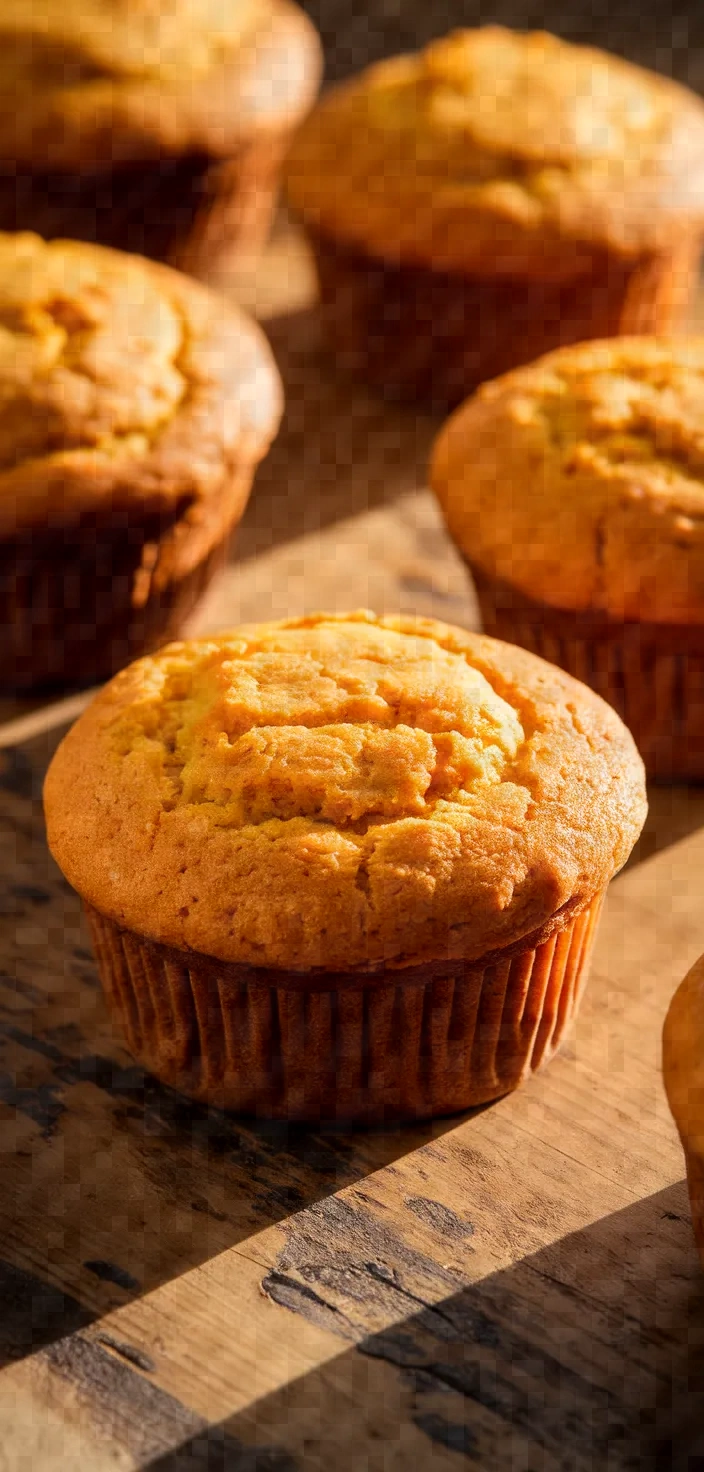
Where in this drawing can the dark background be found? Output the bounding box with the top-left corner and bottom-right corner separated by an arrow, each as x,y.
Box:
299,0 -> 703,90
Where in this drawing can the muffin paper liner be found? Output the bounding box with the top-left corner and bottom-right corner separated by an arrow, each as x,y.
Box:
85,891 -> 604,1124
0,133 -> 289,282
1,466 -> 255,692
308,228 -> 699,409
471,564 -> 704,781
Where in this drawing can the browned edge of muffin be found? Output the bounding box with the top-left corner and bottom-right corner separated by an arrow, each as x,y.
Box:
470,563 -> 704,781
90,883 -> 597,992
663,959 -> 704,1260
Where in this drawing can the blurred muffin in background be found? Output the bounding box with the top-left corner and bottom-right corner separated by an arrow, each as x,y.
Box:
0,0 -> 321,283
431,336 -> 704,779
0,232 -> 282,691
287,27 -> 704,408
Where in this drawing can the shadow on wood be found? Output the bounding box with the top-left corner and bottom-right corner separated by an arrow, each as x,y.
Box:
628,784 -> 704,870
232,308 -> 440,566
3,728 -> 704,1467
0,729 -> 466,1366
134,1183 -> 704,1469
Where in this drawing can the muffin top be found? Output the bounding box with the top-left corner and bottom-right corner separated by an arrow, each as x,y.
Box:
44,612 -> 646,974
432,337 -> 704,625
0,0 -> 321,168
0,233 -> 282,575
663,955 -> 704,1156
286,27 -> 704,279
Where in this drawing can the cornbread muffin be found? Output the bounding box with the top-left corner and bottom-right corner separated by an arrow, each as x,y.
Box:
44,612 -> 646,1122
431,336 -> 704,778
0,0 -> 321,281
0,232 -> 282,690
286,27 -> 704,407
663,955 -> 704,1264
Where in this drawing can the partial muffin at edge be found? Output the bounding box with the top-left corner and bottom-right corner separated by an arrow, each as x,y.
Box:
431,336 -> 704,778
431,336 -> 704,625
0,0 -> 322,277
663,955 -> 704,1263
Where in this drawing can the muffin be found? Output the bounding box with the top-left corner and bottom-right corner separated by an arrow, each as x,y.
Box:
663,955 -> 704,1263
0,0 -> 321,282
43,612 -> 646,1124
431,336 -> 704,780
0,232 -> 282,691
286,27 -> 704,409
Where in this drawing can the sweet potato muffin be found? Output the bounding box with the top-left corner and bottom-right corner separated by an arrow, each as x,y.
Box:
286,27 -> 704,407
0,232 -> 282,690
431,336 -> 704,779
0,0 -> 321,281
44,612 -> 646,1123
663,955 -> 704,1265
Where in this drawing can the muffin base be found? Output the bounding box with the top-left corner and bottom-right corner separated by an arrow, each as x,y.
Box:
1,466 -> 254,692
85,891 -> 604,1124
471,564 -> 704,781
309,229 -> 699,409
0,136 -> 289,284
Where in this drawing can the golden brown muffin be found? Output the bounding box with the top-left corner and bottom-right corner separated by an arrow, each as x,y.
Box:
0,232 -> 282,690
663,955 -> 704,1264
44,611 -> 646,1122
286,28 -> 704,406
0,0 -> 321,280
431,336 -> 704,778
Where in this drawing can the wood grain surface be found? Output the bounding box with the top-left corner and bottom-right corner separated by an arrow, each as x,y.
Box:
2,221 -> 704,1470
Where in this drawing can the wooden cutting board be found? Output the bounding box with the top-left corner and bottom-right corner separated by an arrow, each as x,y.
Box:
1,222 -> 704,1470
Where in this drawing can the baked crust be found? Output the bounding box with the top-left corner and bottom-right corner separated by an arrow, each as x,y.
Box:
664,955 -> 704,1156
0,232 -> 282,578
0,0 -> 321,169
44,612 -> 646,972
286,27 -> 704,280
432,337 -> 704,625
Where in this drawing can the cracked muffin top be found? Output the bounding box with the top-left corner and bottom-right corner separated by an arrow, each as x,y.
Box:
0,233 -> 282,562
432,338 -> 704,624
0,0 -> 321,168
286,27 -> 704,279
44,612 -> 646,973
